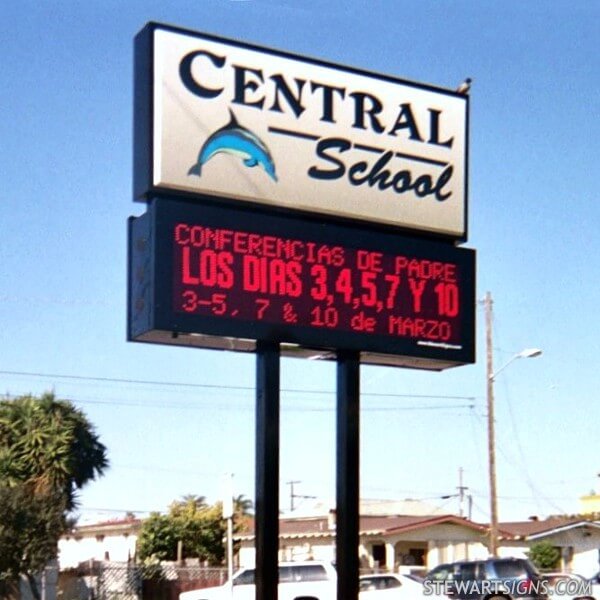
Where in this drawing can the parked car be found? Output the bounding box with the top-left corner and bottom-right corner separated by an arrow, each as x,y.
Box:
359,572 -> 445,598
179,561 -> 337,600
424,557 -> 547,600
541,572 -> 597,600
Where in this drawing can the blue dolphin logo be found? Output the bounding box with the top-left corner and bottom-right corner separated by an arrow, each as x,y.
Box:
188,110 -> 278,182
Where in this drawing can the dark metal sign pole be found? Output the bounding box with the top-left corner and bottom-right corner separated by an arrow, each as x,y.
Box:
255,340 -> 280,600
336,349 -> 360,600
254,344 -> 361,600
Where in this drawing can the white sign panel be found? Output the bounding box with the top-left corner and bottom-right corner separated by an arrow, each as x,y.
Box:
135,23 -> 469,239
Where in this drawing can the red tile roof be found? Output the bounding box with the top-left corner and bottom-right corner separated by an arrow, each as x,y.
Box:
238,514 -> 487,539
74,516 -> 142,534
498,518 -> 600,539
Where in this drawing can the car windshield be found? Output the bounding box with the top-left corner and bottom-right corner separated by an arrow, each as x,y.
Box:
233,569 -> 255,585
427,566 -> 455,581
292,564 -> 328,581
360,579 -> 377,592
233,564 -> 329,586
492,561 -> 530,579
359,576 -> 400,591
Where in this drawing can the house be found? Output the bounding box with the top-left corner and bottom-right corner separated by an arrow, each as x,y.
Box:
57,509 -> 600,579
58,516 -> 141,569
235,511 -> 490,570
580,492 -> 600,516
497,517 -> 600,577
235,509 -> 600,575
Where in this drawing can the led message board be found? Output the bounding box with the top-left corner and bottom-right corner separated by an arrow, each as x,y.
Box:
134,22 -> 469,240
128,198 -> 475,370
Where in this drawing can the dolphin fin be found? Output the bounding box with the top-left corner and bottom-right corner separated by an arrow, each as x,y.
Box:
244,157 -> 258,167
227,109 -> 240,128
188,163 -> 202,177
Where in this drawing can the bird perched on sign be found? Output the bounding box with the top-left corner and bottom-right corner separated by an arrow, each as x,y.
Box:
457,78 -> 472,94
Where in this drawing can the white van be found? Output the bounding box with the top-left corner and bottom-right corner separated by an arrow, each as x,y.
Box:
179,561 -> 337,600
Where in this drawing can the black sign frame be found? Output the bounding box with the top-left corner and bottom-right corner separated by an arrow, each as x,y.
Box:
128,196 -> 475,370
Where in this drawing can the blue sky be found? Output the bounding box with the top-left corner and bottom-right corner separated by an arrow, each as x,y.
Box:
1,1 -> 598,526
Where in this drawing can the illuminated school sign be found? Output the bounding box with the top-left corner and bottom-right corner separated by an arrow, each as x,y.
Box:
128,198 -> 475,370
134,22 -> 469,240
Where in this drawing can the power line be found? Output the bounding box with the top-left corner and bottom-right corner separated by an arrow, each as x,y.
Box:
76,507 -> 153,515
0,370 -> 254,392
0,369 -> 478,401
1,392 -> 474,414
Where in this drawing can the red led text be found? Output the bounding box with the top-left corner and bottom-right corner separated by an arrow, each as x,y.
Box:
173,222 -> 464,344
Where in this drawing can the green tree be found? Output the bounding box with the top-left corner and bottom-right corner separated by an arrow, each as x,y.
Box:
0,483 -> 66,595
138,496 -> 228,565
527,541 -> 561,571
0,392 -> 108,510
181,503 -> 226,564
136,512 -> 181,562
170,495 -> 207,517
233,494 -> 253,517
0,392 -> 108,598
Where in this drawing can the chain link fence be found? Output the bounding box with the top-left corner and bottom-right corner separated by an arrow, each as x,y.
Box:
57,562 -> 227,600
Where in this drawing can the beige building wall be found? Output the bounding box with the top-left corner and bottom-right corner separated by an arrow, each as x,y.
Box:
580,494 -> 600,515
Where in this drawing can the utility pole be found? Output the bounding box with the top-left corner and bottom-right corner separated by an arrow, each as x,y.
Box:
457,467 -> 469,518
222,473 -> 235,595
286,480 -> 316,512
442,468 -> 472,520
485,291 -> 499,557
484,293 -> 541,556
287,480 -> 301,512
484,292 -> 542,556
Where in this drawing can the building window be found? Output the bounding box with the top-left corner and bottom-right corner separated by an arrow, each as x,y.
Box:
406,548 -> 425,566
372,543 -> 386,568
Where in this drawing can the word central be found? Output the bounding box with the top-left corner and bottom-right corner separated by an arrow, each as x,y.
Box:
179,49 -> 455,149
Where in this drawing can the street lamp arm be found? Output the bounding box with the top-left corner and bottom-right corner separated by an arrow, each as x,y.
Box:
489,348 -> 542,381
490,355 -> 519,381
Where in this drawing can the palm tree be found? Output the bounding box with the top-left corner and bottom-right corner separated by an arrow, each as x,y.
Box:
181,494 -> 208,508
0,392 -> 108,510
170,494 -> 208,517
232,494 -> 254,535
233,494 -> 254,516
0,392 -> 108,599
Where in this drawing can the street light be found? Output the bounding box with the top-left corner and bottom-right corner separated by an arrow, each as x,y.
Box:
491,348 -> 543,381
485,292 -> 542,557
